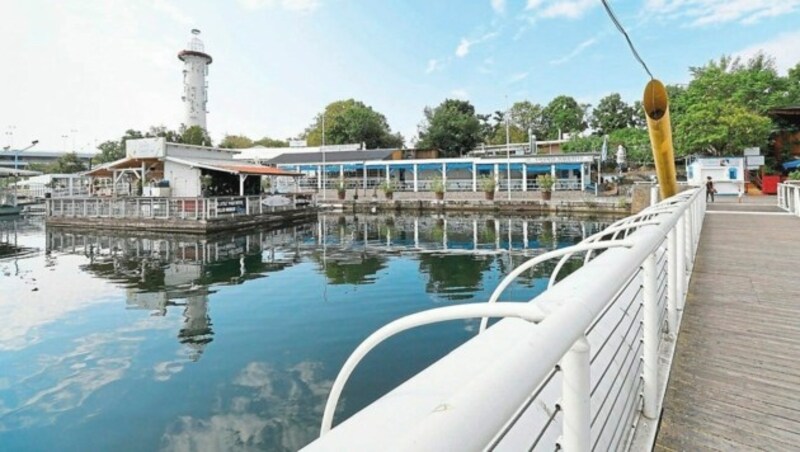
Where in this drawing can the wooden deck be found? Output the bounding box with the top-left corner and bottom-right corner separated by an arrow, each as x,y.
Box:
656,199 -> 800,451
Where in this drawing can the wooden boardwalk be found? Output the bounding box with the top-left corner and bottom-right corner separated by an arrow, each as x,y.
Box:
656,199 -> 800,451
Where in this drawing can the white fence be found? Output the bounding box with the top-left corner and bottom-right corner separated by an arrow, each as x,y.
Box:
304,188 -> 706,451
46,194 -> 311,221
297,177 -> 584,192
778,182 -> 800,216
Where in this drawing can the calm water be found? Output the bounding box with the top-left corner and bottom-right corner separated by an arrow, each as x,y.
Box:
0,213 -> 614,451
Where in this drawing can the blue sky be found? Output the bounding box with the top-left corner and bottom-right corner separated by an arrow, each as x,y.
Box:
2,0 -> 800,152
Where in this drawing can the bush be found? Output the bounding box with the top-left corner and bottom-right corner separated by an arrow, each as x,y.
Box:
479,175 -> 496,193
431,176 -> 445,194
378,180 -> 395,194
538,174 -> 555,191
789,170 -> 800,181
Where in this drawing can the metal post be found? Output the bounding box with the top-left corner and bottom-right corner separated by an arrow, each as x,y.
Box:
667,227 -> 678,335
642,252 -> 659,419
522,164 -> 527,192
676,216 -> 686,309
561,336 -> 590,452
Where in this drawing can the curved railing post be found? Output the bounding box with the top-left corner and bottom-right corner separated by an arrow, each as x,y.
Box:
561,335 -> 590,451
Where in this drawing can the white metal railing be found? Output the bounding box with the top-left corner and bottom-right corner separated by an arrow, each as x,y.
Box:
304,188 -> 705,451
46,194 -> 313,221
777,182 -> 800,216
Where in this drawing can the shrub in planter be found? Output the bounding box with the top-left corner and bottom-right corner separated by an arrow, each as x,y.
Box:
479,175 -> 496,200
538,174 -> 555,201
335,178 -> 347,200
379,180 -> 395,200
431,176 -> 445,200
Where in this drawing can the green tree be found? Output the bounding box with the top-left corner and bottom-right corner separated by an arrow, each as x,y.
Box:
609,128 -> 652,163
93,140 -> 124,164
219,134 -> 254,149
254,137 -> 288,147
487,124 -> 528,145
542,95 -> 588,139
304,99 -> 403,148
674,101 -> 771,156
181,126 -> 212,146
509,101 -> 546,139
590,93 -> 635,135
148,125 -> 182,142
51,152 -> 87,173
417,99 -> 482,157
561,135 -> 603,153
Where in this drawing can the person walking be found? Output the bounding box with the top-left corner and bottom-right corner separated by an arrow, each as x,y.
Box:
705,176 -> 715,202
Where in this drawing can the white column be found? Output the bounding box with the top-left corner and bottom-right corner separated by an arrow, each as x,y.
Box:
442,218 -> 448,249
642,252 -> 659,419
239,175 -> 246,196
493,164 -> 499,191
385,165 -> 390,183
68,177 -> 74,196
414,219 -> 419,248
472,163 -> 477,192
442,163 -> 447,192
580,163 -> 585,191
339,164 -> 344,180
667,227 -> 678,335
363,166 -> 367,190
561,336 -> 590,452
413,164 -> 418,193
318,165 -> 322,189
551,164 -> 557,191
650,185 -> 659,206
676,216 -> 686,309
523,221 -> 529,249
522,164 -> 527,192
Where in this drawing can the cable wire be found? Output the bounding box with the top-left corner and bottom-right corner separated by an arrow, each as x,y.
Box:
601,0 -> 654,79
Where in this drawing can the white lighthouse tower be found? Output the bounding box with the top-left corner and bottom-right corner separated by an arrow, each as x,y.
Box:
178,29 -> 212,130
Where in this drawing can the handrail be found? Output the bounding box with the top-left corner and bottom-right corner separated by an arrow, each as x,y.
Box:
308,187 -> 706,452
320,302 -> 548,434
778,182 -> 800,217
476,239 -> 635,333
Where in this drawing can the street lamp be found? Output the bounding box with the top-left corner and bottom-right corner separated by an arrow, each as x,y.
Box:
13,140 -> 39,171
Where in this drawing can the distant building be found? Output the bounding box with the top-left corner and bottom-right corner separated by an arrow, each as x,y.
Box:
0,150 -> 94,169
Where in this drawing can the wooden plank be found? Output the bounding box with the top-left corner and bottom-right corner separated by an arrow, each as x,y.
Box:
656,210 -> 800,451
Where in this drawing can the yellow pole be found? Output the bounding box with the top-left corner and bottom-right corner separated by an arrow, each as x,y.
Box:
643,79 -> 678,199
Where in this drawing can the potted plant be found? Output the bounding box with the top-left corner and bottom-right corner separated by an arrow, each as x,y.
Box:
479,175 -> 496,200
538,174 -> 555,201
335,178 -> 347,200
431,176 -> 445,200
379,180 -> 395,200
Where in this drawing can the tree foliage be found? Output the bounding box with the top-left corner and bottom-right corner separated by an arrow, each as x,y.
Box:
254,137 -> 288,147
590,93 -> 635,136
51,152 -> 87,173
181,126 -> 213,146
219,135 -> 254,149
542,95 -> 588,139
417,99 -> 482,157
304,99 -> 403,149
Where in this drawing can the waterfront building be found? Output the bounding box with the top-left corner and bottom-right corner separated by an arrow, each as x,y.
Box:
0,150 -> 94,169
686,156 -> 745,196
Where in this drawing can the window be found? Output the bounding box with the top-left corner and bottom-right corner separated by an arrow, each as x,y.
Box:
728,168 -> 737,180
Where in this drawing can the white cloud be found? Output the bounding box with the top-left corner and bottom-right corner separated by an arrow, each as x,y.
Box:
237,0 -> 321,13
425,59 -> 440,74
491,0 -> 506,14
737,31 -> 800,73
151,0 -> 194,25
456,38 -> 471,57
644,0 -> 800,27
526,0 -> 596,19
451,89 -> 469,100
549,36 -> 598,65
454,32 -> 499,58
508,72 -> 529,83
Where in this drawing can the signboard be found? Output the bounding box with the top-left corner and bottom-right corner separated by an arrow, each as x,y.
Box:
216,197 -> 245,214
746,155 -> 765,168
743,147 -> 761,157
289,139 -> 307,148
126,137 -> 165,159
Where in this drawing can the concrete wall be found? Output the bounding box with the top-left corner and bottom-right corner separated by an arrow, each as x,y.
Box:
164,160 -> 201,197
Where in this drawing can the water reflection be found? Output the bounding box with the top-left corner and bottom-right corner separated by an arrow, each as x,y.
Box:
46,226 -> 313,360
2,212 -> 617,451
